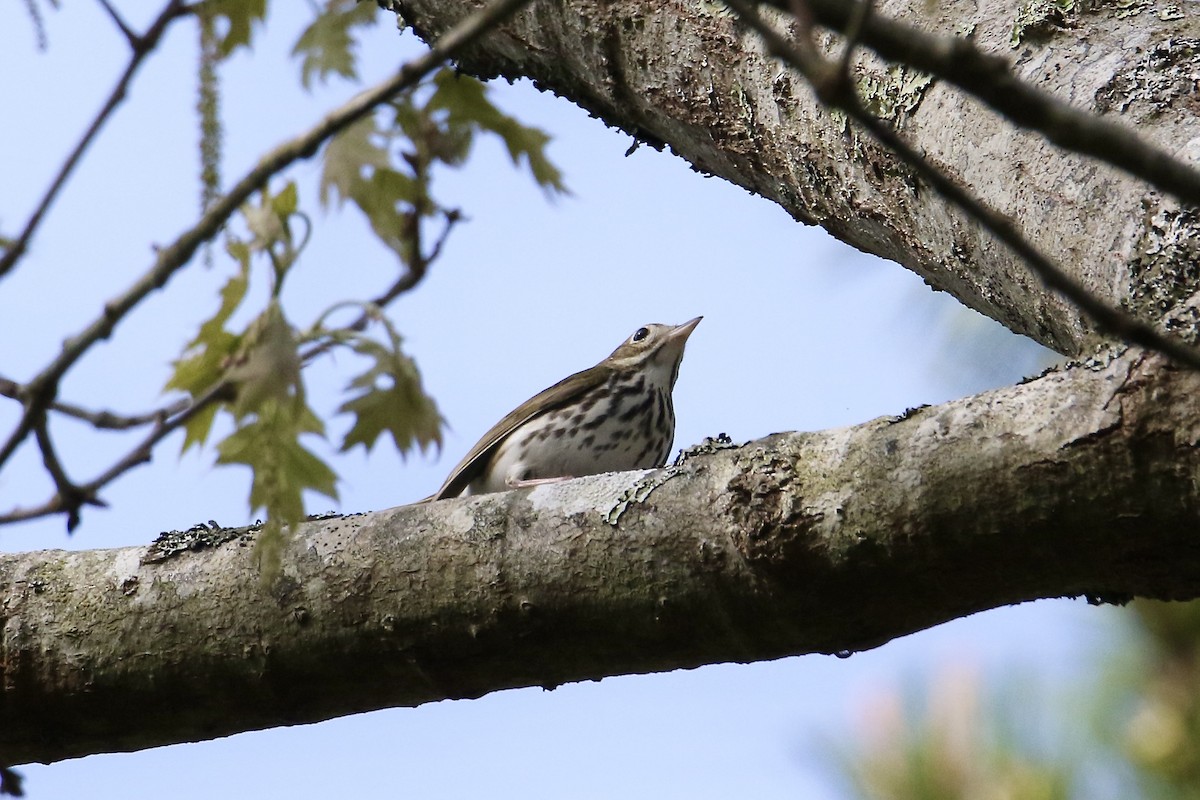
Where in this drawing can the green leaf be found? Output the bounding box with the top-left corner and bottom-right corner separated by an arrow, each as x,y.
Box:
236,183 -> 308,292
320,70 -> 566,276
488,116 -> 566,192
370,168 -> 418,207
338,330 -> 443,456
196,0 -> 268,58
271,180 -> 298,218
217,398 -> 338,525
166,254 -> 249,384
225,301 -> 302,419
180,401 -> 221,454
353,168 -> 418,261
243,191 -> 288,248
226,238 -> 253,274
164,258 -> 250,450
165,324 -> 238,398
320,116 -> 390,207
292,0 -> 378,89
427,69 -> 568,194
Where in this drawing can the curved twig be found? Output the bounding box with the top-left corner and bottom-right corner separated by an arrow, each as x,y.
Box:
298,208 -> 460,365
0,0 -> 188,281
33,420 -> 105,532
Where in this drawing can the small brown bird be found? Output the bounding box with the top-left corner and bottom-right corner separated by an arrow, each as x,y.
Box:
430,317 -> 702,500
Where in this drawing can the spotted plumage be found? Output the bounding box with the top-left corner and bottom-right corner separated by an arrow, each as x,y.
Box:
429,318 -> 701,500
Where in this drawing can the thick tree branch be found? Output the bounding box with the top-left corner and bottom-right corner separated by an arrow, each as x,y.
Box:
0,0 -> 535,477
5,349 -> 1200,765
761,0 -> 1200,207
391,0 -> 1200,355
727,0 -> 1200,371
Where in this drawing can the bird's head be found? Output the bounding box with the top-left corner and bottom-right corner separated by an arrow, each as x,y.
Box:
605,316 -> 702,388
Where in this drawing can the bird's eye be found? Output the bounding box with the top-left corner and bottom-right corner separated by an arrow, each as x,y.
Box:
632,327 -> 650,343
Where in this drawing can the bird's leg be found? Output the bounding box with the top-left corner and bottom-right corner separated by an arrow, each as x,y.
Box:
506,475 -> 575,489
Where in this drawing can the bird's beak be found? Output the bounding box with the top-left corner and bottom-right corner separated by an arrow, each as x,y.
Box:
662,317 -> 701,387
669,316 -> 703,345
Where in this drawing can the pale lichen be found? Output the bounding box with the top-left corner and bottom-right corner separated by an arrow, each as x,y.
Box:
1094,38 -> 1200,118
1011,0 -> 1076,49
1126,202 -> 1200,332
856,64 -> 933,124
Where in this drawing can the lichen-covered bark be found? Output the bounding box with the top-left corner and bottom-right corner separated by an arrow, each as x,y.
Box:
391,0 -> 1200,354
5,349 -> 1200,765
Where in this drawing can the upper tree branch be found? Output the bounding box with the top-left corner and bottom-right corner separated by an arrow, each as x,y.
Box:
4,349 -> 1199,765
391,0 -> 1198,355
759,0 -> 1200,207
727,0 -> 1200,372
0,0 -> 535,478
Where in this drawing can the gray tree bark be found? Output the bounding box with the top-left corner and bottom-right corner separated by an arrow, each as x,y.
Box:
5,0 -> 1200,766
5,347 -> 1200,765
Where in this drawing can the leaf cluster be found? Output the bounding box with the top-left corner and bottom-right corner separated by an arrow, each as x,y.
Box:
1,0 -> 565,549
165,184 -> 340,548
321,66 -> 566,268
162,1 -> 565,540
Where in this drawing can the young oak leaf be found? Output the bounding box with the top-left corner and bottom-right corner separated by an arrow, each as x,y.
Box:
320,115 -> 390,208
319,118 -> 424,263
164,244 -> 251,450
338,336 -> 443,456
217,398 -> 338,525
292,0 -> 379,89
426,69 -> 567,194
242,181 -> 297,253
352,168 -> 420,263
196,0 -> 268,58
225,301 -> 302,419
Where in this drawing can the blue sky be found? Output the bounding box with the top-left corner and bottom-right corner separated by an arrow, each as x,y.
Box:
1,3 -> 1119,798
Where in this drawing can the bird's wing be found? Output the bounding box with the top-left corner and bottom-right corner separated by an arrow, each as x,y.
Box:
429,364 -> 611,500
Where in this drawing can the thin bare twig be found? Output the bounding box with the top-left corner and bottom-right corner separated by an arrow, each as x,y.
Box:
0,381 -> 228,525
0,0 -> 187,281
0,375 -> 184,430
33,420 -> 105,531
727,0 -> 1200,372
96,0 -> 138,47
300,203 -> 460,364
758,0 -> 1200,208
81,383 -> 226,501
0,0 -> 535,525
